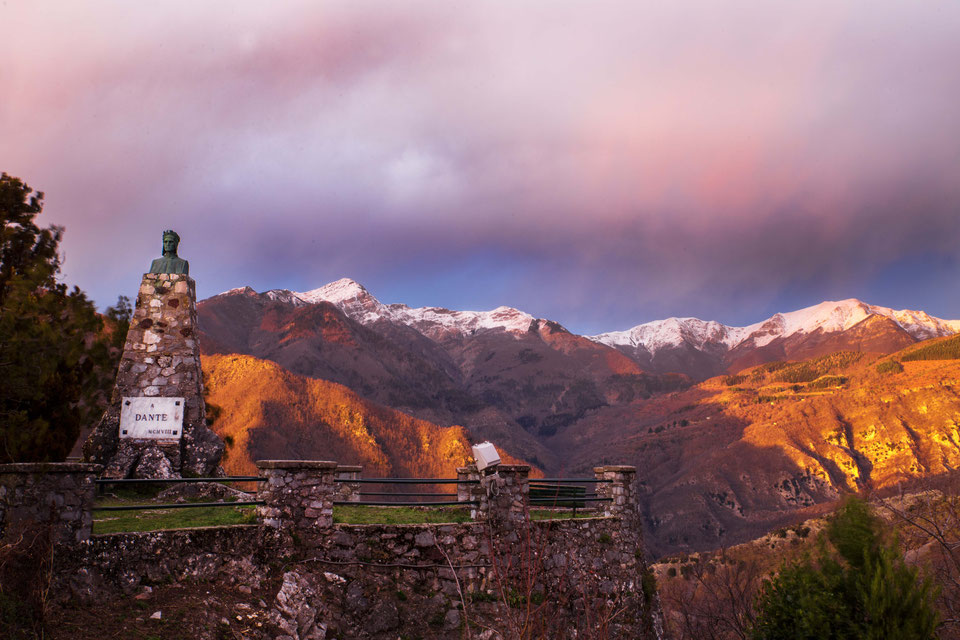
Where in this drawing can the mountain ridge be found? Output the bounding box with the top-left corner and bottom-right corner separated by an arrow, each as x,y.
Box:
211,280 -> 960,380
199,281 -> 960,556
217,280 -> 960,347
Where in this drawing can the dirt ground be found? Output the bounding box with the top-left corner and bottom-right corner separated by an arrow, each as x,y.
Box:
45,577 -> 283,640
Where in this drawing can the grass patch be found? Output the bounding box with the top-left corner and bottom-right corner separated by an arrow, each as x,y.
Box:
755,352 -> 863,385
332,505 -> 597,524
92,504 -> 257,534
530,509 -> 597,520
807,375 -> 847,390
901,334 -> 960,361
333,505 -> 472,525
876,359 -> 904,375
93,501 -> 601,532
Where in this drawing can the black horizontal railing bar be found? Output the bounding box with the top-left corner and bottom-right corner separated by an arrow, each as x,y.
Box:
96,476 -> 264,484
93,500 -> 264,512
530,497 -> 612,503
530,487 -> 587,496
334,500 -> 478,506
350,479 -> 477,485
533,478 -> 612,483
359,492 -> 457,497
530,483 -> 587,487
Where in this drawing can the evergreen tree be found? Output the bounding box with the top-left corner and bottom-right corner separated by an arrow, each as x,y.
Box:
0,173 -> 118,462
752,496 -> 939,640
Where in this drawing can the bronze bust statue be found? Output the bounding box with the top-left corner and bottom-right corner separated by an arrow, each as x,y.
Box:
149,230 -> 189,275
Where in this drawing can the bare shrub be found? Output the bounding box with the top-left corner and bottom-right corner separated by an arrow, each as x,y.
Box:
879,481 -> 960,639
660,551 -> 763,640
0,519 -> 56,639
478,517 -> 646,640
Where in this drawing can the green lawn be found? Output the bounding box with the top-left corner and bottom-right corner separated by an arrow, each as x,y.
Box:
92,504 -> 257,534
333,505 -> 473,524
331,505 -> 597,525
530,509 -> 597,520
92,501 -> 598,533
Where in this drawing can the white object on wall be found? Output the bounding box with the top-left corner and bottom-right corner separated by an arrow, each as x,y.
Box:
472,441 -> 501,472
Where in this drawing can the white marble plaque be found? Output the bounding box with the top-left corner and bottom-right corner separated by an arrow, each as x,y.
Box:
119,397 -> 184,439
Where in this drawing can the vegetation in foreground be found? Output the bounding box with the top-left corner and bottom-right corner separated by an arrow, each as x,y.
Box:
660,493 -> 950,640
92,504 -> 258,534
91,501 -> 598,533
0,173 -> 129,463
332,504 -> 474,525
752,496 -> 938,639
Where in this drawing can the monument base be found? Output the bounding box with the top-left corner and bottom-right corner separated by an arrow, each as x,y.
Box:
84,273 -> 224,478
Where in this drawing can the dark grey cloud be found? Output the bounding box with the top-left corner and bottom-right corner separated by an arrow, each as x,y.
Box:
2,2 -> 960,333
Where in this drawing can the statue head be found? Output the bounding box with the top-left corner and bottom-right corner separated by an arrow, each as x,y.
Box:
162,230 -> 181,257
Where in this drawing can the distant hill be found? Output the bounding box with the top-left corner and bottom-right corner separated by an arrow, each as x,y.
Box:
196,280 -> 960,556
198,283 -> 689,470
591,298 -> 960,379
201,353 -> 536,479
552,338 -> 960,555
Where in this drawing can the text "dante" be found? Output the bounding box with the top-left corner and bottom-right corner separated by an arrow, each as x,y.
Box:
135,413 -> 169,422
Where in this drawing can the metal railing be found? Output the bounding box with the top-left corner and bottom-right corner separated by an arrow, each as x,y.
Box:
337,477 -> 480,506
528,478 -> 614,516
93,476 -> 266,512
336,476 -> 614,511
91,474 -> 615,513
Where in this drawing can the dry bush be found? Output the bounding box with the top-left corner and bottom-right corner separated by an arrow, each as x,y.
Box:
879,481 -> 960,639
659,551 -> 764,640
464,516 -> 646,640
0,519 -> 56,639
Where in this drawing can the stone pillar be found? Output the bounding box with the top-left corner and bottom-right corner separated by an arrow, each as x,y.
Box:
457,465 -> 480,503
256,461 -> 337,536
477,465 -> 529,527
334,465 -> 362,503
84,273 -> 224,478
594,465 -> 638,520
0,463 -> 102,545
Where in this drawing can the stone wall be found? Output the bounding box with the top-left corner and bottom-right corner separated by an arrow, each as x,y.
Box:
269,516 -> 661,639
0,463 -> 100,544
456,465 -> 480,503
256,460 -> 337,541
84,273 -> 223,478
61,517 -> 660,639
334,465 -> 362,503
477,464 -> 529,527
10,460 -> 664,639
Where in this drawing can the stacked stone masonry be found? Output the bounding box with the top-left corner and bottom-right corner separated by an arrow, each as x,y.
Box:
4,461 -> 663,639
257,460 -> 338,537
83,273 -> 224,478
595,465 -> 639,520
455,465 -> 480,503
125,273 -> 202,394
477,464 -> 529,528
0,463 -> 101,544
334,465 -> 362,503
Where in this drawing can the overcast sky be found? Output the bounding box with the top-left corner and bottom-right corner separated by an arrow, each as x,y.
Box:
3,2 -> 959,334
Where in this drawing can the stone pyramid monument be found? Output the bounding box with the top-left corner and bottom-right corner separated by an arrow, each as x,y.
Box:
84,230 -> 223,478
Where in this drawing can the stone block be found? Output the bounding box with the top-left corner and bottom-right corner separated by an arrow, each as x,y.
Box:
83,273 -> 224,479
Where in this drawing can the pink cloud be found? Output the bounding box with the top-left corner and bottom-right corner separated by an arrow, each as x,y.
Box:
1,2 -> 960,330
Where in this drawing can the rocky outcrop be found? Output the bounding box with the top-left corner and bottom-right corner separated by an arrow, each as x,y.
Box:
270,571 -> 328,640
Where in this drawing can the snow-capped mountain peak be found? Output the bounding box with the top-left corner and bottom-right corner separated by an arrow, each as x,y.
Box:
393,305 -> 536,339
272,279 -> 540,338
213,281 -> 959,358
590,317 -> 736,353
297,278 -> 371,306
591,298 -> 960,355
